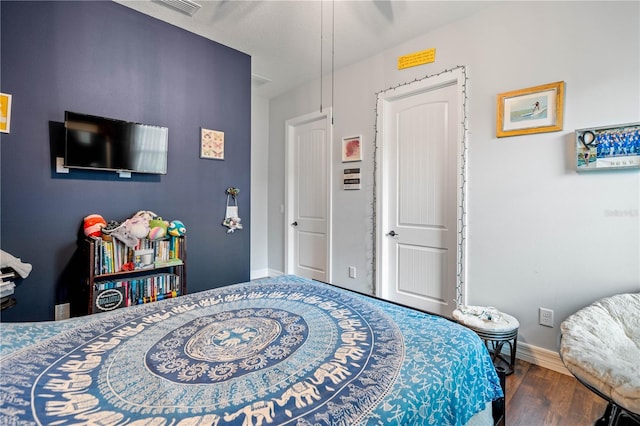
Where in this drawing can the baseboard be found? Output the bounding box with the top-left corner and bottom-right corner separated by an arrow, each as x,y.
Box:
515,342 -> 571,376
250,269 -> 270,280
250,269 -> 284,280
268,269 -> 284,277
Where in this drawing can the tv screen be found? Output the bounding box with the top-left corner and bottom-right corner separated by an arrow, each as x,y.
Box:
64,111 -> 168,174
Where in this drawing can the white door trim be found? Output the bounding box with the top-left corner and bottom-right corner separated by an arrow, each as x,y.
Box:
284,109 -> 333,281
375,67 -> 468,309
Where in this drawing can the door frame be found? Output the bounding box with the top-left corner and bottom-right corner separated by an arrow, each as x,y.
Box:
284,108 -> 333,281
375,67 -> 468,309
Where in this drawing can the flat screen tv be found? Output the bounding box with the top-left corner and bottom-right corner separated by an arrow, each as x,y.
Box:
64,111 -> 168,174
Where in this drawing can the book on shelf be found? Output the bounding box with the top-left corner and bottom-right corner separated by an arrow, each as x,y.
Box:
154,258 -> 184,268
94,273 -> 181,311
138,290 -> 178,305
93,286 -> 128,312
91,236 -> 183,275
0,271 -> 17,280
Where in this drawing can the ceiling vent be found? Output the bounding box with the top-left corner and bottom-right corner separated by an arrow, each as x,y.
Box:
153,0 -> 202,16
251,74 -> 272,88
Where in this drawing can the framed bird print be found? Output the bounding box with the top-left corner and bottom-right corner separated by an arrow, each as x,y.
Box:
200,128 -> 224,160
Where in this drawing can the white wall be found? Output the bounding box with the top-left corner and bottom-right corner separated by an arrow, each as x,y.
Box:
251,95 -> 270,279
266,1 -> 640,353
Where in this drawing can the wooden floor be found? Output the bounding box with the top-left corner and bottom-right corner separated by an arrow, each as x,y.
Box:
505,360 -> 608,426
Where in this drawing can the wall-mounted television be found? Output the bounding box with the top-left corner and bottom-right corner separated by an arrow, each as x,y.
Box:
64,111 -> 168,174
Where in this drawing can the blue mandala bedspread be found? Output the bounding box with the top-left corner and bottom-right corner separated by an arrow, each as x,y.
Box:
0,275 -> 502,425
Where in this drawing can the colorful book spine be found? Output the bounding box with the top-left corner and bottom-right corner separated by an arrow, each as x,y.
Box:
169,237 -> 176,259
138,290 -> 177,305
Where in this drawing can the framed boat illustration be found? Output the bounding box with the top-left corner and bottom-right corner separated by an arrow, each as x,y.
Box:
496,81 -> 564,137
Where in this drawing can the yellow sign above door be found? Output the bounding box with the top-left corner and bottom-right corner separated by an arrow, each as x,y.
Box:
398,48 -> 436,70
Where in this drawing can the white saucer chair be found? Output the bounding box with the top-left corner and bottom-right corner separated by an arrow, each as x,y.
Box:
560,293 -> 640,426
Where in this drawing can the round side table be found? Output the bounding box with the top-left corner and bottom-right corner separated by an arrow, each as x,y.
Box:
453,308 -> 519,375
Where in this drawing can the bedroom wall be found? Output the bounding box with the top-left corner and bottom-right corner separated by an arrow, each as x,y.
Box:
0,1 -> 251,322
267,1 -> 639,353
251,95 -> 269,279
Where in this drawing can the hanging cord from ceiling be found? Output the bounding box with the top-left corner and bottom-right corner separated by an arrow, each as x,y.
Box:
320,0 -> 323,113
319,0 -> 335,125
331,0 -> 335,125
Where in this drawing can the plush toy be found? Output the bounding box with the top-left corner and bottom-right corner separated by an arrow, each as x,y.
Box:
83,214 -> 106,237
148,217 -> 169,240
108,221 -> 139,248
127,210 -> 156,239
168,220 -> 186,237
105,210 -> 157,248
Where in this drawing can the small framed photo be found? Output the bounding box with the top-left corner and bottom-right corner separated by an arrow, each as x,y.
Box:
576,122 -> 640,171
342,135 -> 362,162
0,93 -> 12,134
200,128 -> 224,160
496,81 -> 564,138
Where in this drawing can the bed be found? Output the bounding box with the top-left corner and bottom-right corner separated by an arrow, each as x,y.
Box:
0,275 -> 503,425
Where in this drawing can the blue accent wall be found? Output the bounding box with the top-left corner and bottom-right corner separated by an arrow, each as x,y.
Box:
0,1 -> 251,321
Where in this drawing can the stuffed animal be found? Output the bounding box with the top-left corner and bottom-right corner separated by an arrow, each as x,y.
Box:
148,217 -> 169,240
107,220 -> 138,248
105,210 -> 157,248
168,220 -> 186,237
83,214 -> 106,237
127,210 -> 156,239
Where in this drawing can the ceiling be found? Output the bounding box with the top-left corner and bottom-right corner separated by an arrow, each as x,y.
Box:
115,0 -> 495,99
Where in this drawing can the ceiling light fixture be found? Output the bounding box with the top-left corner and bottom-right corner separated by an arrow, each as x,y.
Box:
153,0 -> 202,16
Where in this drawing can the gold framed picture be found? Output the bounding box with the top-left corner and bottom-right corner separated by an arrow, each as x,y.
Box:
0,93 -> 12,134
496,81 -> 564,138
200,128 -> 224,160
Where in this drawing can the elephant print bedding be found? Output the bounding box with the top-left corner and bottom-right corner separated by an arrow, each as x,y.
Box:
0,275 -> 502,425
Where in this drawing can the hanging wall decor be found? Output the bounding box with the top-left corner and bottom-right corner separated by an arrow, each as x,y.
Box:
222,187 -> 243,233
496,81 -> 564,138
200,128 -> 224,160
342,135 -> 362,162
343,168 -> 361,190
0,93 -> 12,134
397,48 -> 436,70
576,122 -> 640,171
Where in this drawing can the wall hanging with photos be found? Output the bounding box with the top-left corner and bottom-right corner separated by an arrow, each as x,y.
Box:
576,122 -> 640,171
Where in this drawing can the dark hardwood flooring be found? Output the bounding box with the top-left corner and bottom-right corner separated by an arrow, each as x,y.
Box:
505,360 -> 608,426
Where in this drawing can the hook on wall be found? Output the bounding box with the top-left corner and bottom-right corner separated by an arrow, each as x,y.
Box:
225,187 -> 240,197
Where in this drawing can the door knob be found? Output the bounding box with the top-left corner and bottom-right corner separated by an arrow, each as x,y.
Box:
291,221 -> 298,226
386,230 -> 398,237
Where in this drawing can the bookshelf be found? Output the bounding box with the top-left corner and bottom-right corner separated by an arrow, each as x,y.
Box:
86,236 -> 186,314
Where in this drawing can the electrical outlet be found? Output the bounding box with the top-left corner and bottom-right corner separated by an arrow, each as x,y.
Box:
539,307 -> 554,327
55,303 -> 70,321
348,266 -> 356,279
